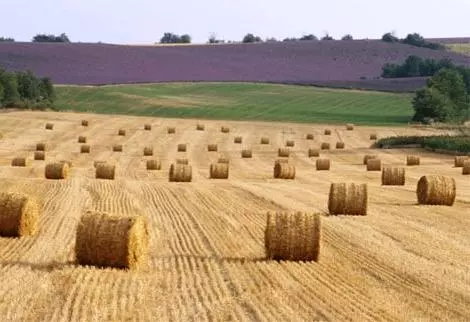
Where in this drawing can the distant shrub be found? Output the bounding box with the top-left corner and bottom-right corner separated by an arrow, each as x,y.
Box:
0,37 -> 14,42
242,33 -> 262,43
159,32 -> 191,44
376,135 -> 470,153
299,34 -> 318,41
341,34 -> 353,40
321,33 -> 334,41
381,31 -> 444,50
33,33 -> 70,43
382,32 -> 399,43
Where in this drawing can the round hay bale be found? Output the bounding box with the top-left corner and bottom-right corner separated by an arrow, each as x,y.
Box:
406,155 -> 420,166
118,129 -> 126,136
234,136 -> 242,144
11,157 -> 26,167
78,136 -> 87,143
328,183 -> 368,215
143,147 -> 153,156
241,149 -> 252,158
176,158 -> 189,165
36,143 -> 46,151
462,160 -> 470,175
95,164 -> 116,180
260,137 -> 270,144
144,124 -> 151,131
146,159 -> 161,170
273,162 -> 295,179
177,144 -> 187,152
382,167 -> 405,186
196,124 -> 205,131
346,124 -> 354,131
80,145 -> 90,153
336,141 -> 345,149
75,211 -> 149,270
366,159 -> 381,171
34,151 -> 45,161
455,156 -> 469,167
316,158 -> 330,171
417,175 -> 456,206
278,148 -> 290,157
0,192 -> 40,237
167,127 -> 176,134
324,129 -> 331,135
210,163 -> 229,179
113,144 -> 123,152
221,126 -> 230,133
363,154 -> 378,165
93,160 -> 107,168
320,142 -> 330,150
308,149 -> 320,157
169,164 -> 192,182
217,157 -> 230,164
45,162 -> 68,179
207,144 -> 218,152
306,133 -> 314,140
370,134 -> 377,140
45,123 -> 53,130
285,140 -> 295,147
81,120 -> 89,127
265,211 -> 321,261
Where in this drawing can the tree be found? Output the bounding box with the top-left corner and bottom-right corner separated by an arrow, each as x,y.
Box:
0,70 -> 20,106
242,33 -> 262,43
402,33 -> 426,47
16,70 -> 40,100
412,87 -> 452,122
299,34 -> 317,41
341,34 -> 353,40
208,33 -> 224,44
321,33 -> 334,40
0,82 -> 4,105
39,77 -> 55,102
32,33 -> 70,43
381,32 -> 399,43
0,37 -> 14,42
159,32 -> 191,44
180,34 -> 191,43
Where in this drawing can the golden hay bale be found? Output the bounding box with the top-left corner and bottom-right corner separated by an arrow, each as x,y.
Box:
177,144 -> 187,152
75,211 -> 149,270
143,147 -> 153,156
306,133 -> 314,140
285,140 -> 295,147
210,163 -> 229,179
221,126 -> 230,133
381,167 -> 405,186
363,154 -> 378,165
196,124 -> 205,131
45,162 -> 69,179
207,144 -> 218,152
308,148 -> 320,157
80,145 -> 90,153
34,151 -> 45,161
234,136 -> 242,144
328,183 -> 368,215
265,211 -> 321,261
336,141 -> 345,149
176,158 -> 189,165
146,159 -> 161,170
169,164 -> 192,182
241,149 -> 252,158
113,144 -> 123,152
36,143 -> 46,151
455,156 -> 469,167
167,127 -> 176,134
81,120 -> 89,127
96,164 -> 116,180
0,192 -> 40,237
260,137 -> 270,144
324,129 -> 331,135
417,175 -> 456,206
217,157 -> 230,164
346,123 -> 354,131
278,148 -> 290,157
45,123 -> 53,130
78,136 -> 87,143
93,160 -> 107,168
462,161 -> 470,175
370,134 -> 377,140
316,158 -> 331,171
273,162 -> 295,179
406,155 -> 420,166
11,157 -> 26,167
320,142 -> 330,150
366,159 -> 381,171
144,124 -> 152,131
118,129 -> 126,136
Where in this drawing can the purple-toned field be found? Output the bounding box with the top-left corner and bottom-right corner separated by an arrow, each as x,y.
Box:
1,40 -> 470,91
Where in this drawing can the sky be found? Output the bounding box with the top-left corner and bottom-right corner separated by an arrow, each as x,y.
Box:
1,0 -> 470,44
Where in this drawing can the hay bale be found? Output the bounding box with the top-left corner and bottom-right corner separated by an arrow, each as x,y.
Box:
324,129 -> 331,135
241,149 -> 252,158
113,144 -> 123,152
346,124 -> 354,131
36,143 -> 46,151
308,149 -> 320,157
169,164 -> 192,182
167,127 -> 176,134
75,211 -> 149,269
118,129 -> 126,136
221,126 -> 230,133
143,147 -> 153,156
320,142 -> 330,150
146,159 -> 161,170
328,183 -> 368,215
217,157 -> 230,164
177,144 -> 187,152
196,124 -> 205,131
417,175 -> 456,206
273,162 -> 295,179
45,162 -> 68,179
207,144 -> 218,152
260,137 -> 270,144
0,192 -> 40,237
366,159 -> 381,171
45,123 -> 53,130
265,211 -> 321,261
144,124 -> 152,131
176,158 -> 189,165
382,167 -> 405,186
81,120 -> 89,127
406,155 -> 420,166
210,163 -> 229,179
370,134 -> 377,140
278,148 -> 290,157
316,158 -> 331,171
455,156 -> 469,167
285,140 -> 295,147
234,136 -> 242,144
80,145 -> 90,153
11,157 -> 26,167
93,160 -> 107,168
306,133 -> 314,140
462,160 -> 470,175
336,141 -> 345,149
363,154 -> 378,165
34,151 -> 45,161
95,164 -> 116,180
78,136 -> 87,143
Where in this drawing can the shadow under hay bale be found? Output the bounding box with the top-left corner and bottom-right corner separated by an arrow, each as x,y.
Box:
146,159 -> 161,170
169,164 -> 192,182
316,158 -> 330,170
366,159 -> 381,171
11,157 -> 26,167
336,141 -> 345,149
417,175 -> 456,206
95,164 -> 116,180
80,145 -> 90,153
208,144 -> 218,152
241,149 -> 252,158
285,140 -> 295,147
382,167 -> 405,186
273,162 -> 295,179
234,136 -> 242,144
118,129 -> 126,136
278,148 -> 290,157
308,149 -> 320,157
321,142 -> 330,150
34,151 -> 45,161
75,211 -> 149,270
36,143 -> 46,151
210,163 -> 229,179
143,147 -> 153,156
0,192 -> 40,237
45,162 -> 69,179
328,183 -> 368,215
177,144 -> 187,152
407,155 -> 420,166
265,211 -> 321,262
306,133 -> 314,140
78,136 -> 87,143
260,137 -> 270,144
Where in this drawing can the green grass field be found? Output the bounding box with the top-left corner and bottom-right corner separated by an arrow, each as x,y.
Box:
446,43 -> 470,56
55,83 -> 414,125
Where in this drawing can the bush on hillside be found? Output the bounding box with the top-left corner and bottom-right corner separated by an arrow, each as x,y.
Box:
0,37 -> 15,42
382,56 -> 456,78
242,33 -> 263,43
341,34 -> 353,40
33,33 -> 70,43
381,32 -> 443,50
159,33 -> 191,44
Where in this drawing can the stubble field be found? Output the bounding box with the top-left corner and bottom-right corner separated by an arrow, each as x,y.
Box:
0,110 -> 469,321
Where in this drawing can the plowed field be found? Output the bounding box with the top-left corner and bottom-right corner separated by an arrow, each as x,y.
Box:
0,111 -> 469,321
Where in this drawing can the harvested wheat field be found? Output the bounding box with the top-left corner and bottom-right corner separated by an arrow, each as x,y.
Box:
0,111 -> 469,321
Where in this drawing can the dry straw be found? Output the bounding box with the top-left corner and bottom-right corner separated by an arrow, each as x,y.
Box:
308,148 -> 320,157
217,157 -> 230,164
96,163 -> 116,180
363,154 -> 378,165
336,141 -> 345,149
45,162 -> 69,179
274,158 -> 289,165
169,163 -> 192,182
36,143 -> 46,151
210,163 -> 229,179
366,159 -> 381,171
321,142 -> 330,150
462,160 -> 470,175
455,156 -> 469,167
146,159 -> 161,170
382,167 -> 405,186
221,126 -> 230,133
260,137 -> 270,144
406,155 -> 420,166
306,133 -> 314,140
196,124 -> 205,131
113,144 -> 123,152
11,157 -> 26,167
118,129 -> 126,136
316,158 -> 331,170
78,136 -> 87,143
75,211 -> 149,270
60,160 -> 73,168
324,129 -> 331,135
241,149 -> 252,158
273,162 -> 295,179
346,123 -> 354,131
278,148 -> 290,157
80,145 -> 90,153
370,134 -> 377,140
81,120 -> 88,127
93,160 -> 106,168
285,140 -> 295,147
177,144 -> 187,152
417,175 -> 456,206
176,158 -> 189,165
143,147 -> 153,156
328,183 -> 368,215
144,124 -> 151,131
45,123 -> 53,130
207,144 -> 218,152
234,136 -> 242,144
167,127 -> 176,134
0,192 -> 40,237
34,151 -> 45,160
265,211 -> 321,261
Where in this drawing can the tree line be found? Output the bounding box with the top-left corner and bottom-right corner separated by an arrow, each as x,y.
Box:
381,32 -> 444,50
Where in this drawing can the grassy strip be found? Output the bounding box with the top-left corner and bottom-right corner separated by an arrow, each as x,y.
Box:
375,135 -> 470,153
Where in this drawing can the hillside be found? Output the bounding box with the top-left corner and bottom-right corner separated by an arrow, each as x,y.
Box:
1,40 -> 470,91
